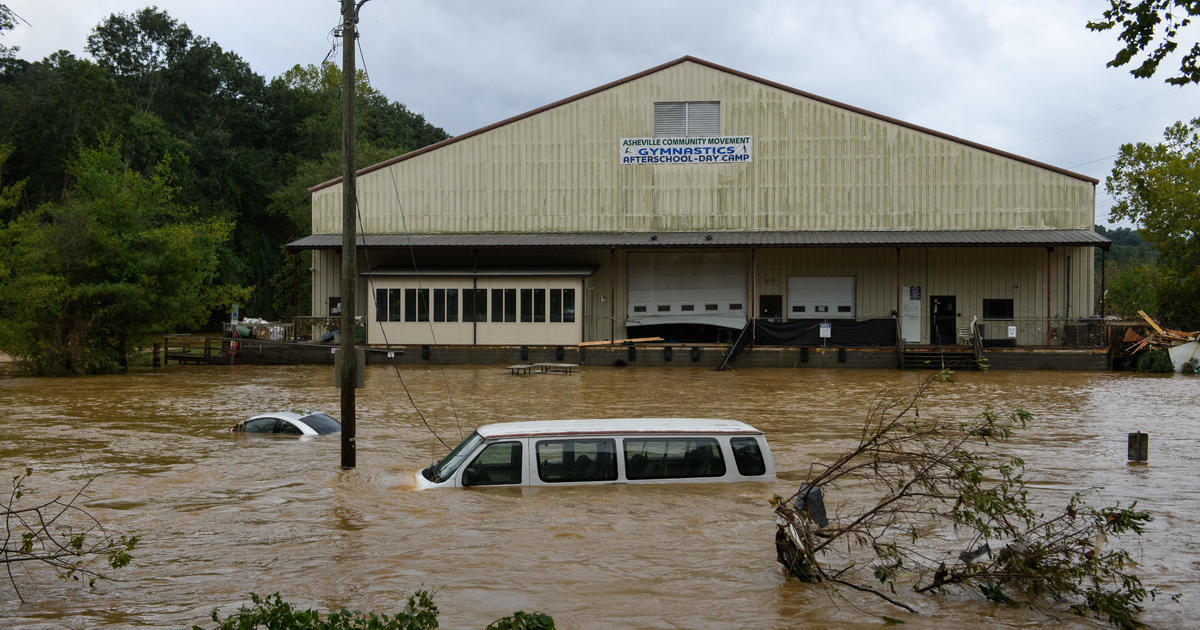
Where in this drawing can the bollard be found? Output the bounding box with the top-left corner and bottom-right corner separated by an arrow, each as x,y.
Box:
153,343 -> 161,368
627,345 -> 637,362
1127,432 -> 1148,462
520,345 -> 529,361
690,346 -> 701,362
663,346 -> 672,362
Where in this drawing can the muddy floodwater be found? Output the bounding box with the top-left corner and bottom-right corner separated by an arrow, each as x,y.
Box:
0,364 -> 1197,628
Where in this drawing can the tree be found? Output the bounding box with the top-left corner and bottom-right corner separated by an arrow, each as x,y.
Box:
0,2 -> 20,60
1088,0 -> 1200,85
774,373 -> 1156,628
1104,118 -> 1200,328
0,141 -> 246,374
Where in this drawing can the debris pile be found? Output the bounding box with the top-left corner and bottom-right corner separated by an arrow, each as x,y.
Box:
1123,310 -> 1198,354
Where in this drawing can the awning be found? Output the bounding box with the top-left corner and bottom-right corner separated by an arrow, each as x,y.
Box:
288,229 -> 1111,251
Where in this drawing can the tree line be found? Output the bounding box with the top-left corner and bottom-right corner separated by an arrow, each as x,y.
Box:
0,5 -> 447,374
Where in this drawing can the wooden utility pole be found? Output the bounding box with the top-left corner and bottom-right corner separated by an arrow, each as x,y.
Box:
339,0 -> 369,469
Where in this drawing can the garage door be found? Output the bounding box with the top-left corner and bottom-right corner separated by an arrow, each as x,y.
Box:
788,276 -> 855,319
626,252 -> 747,330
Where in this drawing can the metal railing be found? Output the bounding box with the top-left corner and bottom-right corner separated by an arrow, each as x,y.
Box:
974,317 -> 1106,348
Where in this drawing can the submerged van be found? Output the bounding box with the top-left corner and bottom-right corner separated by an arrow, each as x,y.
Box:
416,418 -> 775,489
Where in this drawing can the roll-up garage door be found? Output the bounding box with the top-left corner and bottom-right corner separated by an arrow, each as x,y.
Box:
788,276 -> 856,319
626,252 -> 747,330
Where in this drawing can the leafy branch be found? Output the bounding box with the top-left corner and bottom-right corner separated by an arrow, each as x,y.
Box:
773,372 -> 1159,628
1,467 -> 138,602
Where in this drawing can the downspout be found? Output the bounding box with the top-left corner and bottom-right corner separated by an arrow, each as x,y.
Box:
895,246 -> 901,347
472,249 -> 478,345
1101,248 -> 1108,344
610,247 -> 616,344
750,248 -> 756,347
1046,247 -> 1053,346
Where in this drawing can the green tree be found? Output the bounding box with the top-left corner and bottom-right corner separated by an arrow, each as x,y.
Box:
0,141 -> 246,374
1088,0 -> 1200,85
1105,118 -> 1200,328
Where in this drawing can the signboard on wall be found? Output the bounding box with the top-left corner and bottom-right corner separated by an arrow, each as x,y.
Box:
619,136 -> 753,164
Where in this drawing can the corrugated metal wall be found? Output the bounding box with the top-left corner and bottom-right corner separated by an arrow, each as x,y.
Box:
312,61 -> 1094,235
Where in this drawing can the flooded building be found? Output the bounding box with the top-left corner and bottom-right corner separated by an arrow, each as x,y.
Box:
288,56 -> 1108,351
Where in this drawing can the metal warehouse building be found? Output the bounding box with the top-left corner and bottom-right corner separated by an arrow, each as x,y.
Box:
287,56 -> 1109,353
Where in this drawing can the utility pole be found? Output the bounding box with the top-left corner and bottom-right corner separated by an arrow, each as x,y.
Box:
339,0 -> 369,469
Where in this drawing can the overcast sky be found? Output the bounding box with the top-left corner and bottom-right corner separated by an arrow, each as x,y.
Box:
6,1 -> 1199,226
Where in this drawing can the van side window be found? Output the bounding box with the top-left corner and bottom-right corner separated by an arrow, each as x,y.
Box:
464,441 -> 522,485
536,439 -> 617,483
623,438 -> 726,479
730,437 -> 766,476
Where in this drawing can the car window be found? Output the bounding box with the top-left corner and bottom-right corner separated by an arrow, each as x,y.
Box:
624,437 -> 726,479
243,417 -> 277,433
277,420 -> 303,435
536,439 -> 617,483
463,441 -> 522,486
730,437 -> 766,476
298,413 -> 341,435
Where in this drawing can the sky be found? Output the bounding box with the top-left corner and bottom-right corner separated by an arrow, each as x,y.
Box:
5,0 -> 1200,227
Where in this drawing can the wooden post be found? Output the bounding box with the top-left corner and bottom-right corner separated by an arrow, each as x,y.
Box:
153,343 -> 161,368
1127,432 -> 1148,462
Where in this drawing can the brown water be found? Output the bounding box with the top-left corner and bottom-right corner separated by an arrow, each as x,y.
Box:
0,365 -> 1196,628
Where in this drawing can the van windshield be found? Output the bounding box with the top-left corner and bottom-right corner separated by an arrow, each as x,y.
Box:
426,432 -> 485,482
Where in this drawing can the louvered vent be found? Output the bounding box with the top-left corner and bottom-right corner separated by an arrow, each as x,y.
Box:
653,101 -> 719,137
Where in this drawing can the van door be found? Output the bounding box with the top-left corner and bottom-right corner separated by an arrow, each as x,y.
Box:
459,439 -> 527,487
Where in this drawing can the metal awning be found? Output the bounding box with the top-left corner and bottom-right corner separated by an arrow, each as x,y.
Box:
362,267 -> 596,277
288,229 -> 1111,251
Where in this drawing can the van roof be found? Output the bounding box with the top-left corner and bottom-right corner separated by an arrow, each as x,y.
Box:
475,418 -> 763,439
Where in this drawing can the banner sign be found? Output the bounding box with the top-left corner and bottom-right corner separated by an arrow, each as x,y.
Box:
620,136 -> 752,165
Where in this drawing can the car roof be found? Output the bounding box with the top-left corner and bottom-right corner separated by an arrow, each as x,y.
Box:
475,418 -> 763,439
248,411 -> 305,422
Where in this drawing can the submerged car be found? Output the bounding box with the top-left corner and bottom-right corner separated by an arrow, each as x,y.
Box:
418,418 -> 775,489
230,412 -> 341,436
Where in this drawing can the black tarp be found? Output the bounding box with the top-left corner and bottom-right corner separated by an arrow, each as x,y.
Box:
753,318 -> 896,346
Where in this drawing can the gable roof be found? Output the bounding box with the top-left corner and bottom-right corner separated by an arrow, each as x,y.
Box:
309,55 -> 1097,193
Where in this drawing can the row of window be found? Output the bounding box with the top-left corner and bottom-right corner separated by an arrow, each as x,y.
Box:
465,436 -> 766,485
792,305 -> 853,313
375,288 -> 576,324
632,303 -> 743,313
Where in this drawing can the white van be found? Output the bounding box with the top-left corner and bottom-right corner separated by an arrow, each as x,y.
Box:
416,418 -> 775,489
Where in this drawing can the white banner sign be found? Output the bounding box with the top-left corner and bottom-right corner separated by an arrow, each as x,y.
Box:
620,136 -> 752,165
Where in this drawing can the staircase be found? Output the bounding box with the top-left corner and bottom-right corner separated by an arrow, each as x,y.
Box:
899,345 -> 981,371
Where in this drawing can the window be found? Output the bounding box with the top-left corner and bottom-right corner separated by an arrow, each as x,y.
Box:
623,437 -> 726,479
792,305 -> 806,313
730,437 -> 766,477
729,303 -> 742,311
549,288 -> 575,323
705,304 -> 719,311
658,305 -> 671,312
375,289 -> 387,323
983,299 -> 1014,320
462,289 -> 487,322
633,305 -> 647,313
490,289 -> 517,323
837,305 -> 852,313
242,417 -> 278,433
520,289 -> 533,322
654,101 -> 720,137
388,289 -> 403,322
536,439 -> 618,483
463,441 -> 522,486
425,288 -> 457,322
375,289 -> 405,322
681,304 -> 694,311
534,288 -> 546,322
405,288 -> 430,322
